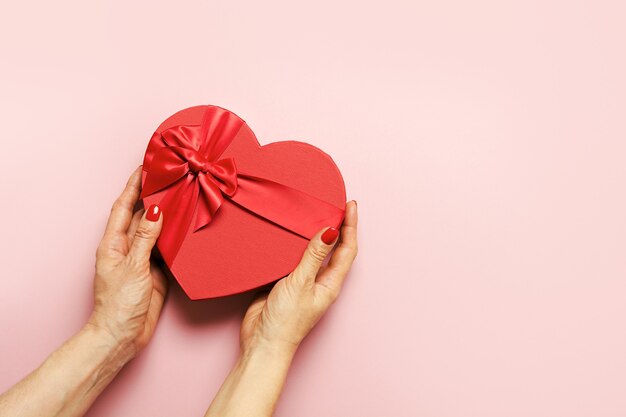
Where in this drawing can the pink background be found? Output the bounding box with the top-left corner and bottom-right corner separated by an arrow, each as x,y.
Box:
1,1 -> 626,416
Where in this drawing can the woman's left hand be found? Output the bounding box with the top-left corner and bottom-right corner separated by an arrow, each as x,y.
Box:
0,166 -> 169,417
88,166 -> 168,358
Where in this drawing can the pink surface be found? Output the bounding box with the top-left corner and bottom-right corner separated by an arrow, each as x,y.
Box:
1,1 -> 626,416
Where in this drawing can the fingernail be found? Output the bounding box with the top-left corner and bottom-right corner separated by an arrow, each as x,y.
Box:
321,227 -> 339,245
146,204 -> 161,222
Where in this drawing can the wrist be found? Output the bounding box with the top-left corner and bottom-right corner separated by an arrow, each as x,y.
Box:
207,336 -> 296,417
83,318 -> 136,366
239,340 -> 298,365
87,310 -> 139,353
241,334 -> 299,363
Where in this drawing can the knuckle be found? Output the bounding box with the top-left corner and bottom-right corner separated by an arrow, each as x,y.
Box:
126,180 -> 140,194
343,243 -> 358,261
134,224 -> 154,241
111,194 -> 134,213
126,253 -> 144,272
319,284 -> 340,304
327,287 -> 340,303
307,243 -> 328,263
110,198 -> 124,213
95,237 -> 116,258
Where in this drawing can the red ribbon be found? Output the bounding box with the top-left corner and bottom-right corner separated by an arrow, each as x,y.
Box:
141,106 -> 345,265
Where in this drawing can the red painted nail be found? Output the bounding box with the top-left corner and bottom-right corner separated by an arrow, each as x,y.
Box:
321,227 -> 339,245
146,204 -> 161,222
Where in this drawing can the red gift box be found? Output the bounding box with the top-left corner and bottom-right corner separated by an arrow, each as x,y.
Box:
140,105 -> 346,299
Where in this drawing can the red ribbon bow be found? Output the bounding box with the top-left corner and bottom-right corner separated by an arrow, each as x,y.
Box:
140,106 -> 345,265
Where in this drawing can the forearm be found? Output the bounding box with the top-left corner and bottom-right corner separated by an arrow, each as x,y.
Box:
0,323 -> 133,417
205,343 -> 297,417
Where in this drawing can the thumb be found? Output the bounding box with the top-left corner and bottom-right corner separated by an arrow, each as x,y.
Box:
128,204 -> 163,266
291,226 -> 340,286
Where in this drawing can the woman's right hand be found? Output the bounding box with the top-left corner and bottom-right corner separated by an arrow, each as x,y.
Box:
207,201 -> 358,417
240,200 -> 359,356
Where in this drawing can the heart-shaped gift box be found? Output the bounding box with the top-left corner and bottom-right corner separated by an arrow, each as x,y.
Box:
140,105 -> 346,299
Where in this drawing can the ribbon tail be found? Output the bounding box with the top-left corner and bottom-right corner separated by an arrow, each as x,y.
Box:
194,173 -> 226,231
156,174 -> 200,266
228,172 -> 345,240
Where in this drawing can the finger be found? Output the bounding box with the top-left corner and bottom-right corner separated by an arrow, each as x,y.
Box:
126,209 -> 145,243
128,204 -> 163,266
289,225 -> 340,288
316,200 -> 358,293
104,166 -> 143,238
